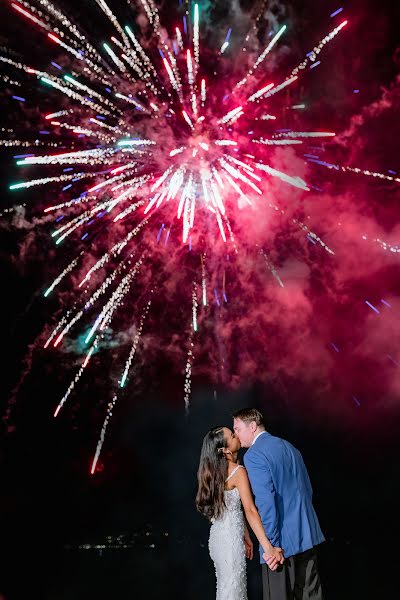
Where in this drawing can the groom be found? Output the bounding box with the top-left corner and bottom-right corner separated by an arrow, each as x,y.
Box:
233,408 -> 325,600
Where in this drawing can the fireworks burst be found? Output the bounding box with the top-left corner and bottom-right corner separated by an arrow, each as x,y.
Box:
1,0 -> 399,470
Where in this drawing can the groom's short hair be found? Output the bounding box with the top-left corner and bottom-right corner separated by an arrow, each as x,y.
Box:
233,408 -> 265,427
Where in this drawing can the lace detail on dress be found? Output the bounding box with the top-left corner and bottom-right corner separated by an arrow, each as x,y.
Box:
209,466 -> 247,600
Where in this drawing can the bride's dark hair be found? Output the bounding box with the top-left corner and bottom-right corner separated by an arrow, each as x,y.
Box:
196,426 -> 228,521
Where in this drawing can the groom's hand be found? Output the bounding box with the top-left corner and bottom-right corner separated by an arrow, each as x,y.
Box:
263,547 -> 284,571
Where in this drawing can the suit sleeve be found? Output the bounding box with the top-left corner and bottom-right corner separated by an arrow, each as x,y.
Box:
244,450 -> 280,547
303,460 -> 313,496
296,447 -> 313,496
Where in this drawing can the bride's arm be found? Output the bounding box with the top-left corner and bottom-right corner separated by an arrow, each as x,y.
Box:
234,467 -> 284,568
243,515 -> 253,560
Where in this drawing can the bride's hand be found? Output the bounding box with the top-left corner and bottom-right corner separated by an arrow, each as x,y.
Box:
244,535 -> 253,560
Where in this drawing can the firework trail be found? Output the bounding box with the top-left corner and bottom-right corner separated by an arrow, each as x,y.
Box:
1,0 -> 398,470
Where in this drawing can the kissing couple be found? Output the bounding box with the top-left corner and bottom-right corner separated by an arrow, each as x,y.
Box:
196,408 -> 325,600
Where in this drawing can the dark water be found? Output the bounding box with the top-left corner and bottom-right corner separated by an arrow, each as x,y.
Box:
0,536 -> 394,599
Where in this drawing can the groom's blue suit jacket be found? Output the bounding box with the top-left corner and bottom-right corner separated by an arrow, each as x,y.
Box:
244,431 -> 325,562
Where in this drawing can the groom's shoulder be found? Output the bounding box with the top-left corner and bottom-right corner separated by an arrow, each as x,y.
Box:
244,433 -> 273,459
258,432 -> 282,446
252,432 -> 290,455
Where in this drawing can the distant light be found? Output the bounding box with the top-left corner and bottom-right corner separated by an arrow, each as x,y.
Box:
380,299 -> 391,308
157,224 -> 165,243
365,300 -> 380,314
387,355 -> 400,367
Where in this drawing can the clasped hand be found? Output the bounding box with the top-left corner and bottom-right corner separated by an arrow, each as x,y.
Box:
262,547 -> 285,571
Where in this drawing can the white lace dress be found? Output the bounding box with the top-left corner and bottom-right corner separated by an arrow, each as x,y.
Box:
209,465 -> 247,600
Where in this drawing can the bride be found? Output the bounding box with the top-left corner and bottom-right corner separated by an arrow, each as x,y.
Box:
196,426 -> 284,600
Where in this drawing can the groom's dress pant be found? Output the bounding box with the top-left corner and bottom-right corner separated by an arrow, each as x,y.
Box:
262,547 -> 323,600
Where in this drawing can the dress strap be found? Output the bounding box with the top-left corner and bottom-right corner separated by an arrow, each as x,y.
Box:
225,464 -> 244,482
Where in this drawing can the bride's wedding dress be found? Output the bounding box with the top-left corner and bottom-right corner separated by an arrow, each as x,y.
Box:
208,465 -> 247,600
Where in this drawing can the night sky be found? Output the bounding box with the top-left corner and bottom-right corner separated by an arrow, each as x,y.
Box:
1,0 -> 400,598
